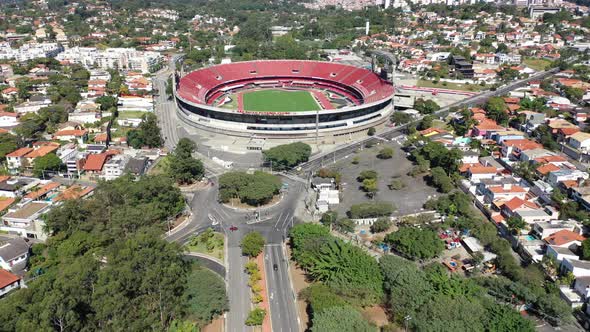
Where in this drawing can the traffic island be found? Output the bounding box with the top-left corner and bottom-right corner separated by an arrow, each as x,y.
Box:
244,254 -> 271,332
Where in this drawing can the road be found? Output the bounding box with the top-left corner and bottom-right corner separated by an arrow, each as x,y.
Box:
162,172 -> 305,332
264,244 -> 299,332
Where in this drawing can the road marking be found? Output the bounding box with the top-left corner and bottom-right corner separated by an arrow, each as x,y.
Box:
274,212 -> 284,229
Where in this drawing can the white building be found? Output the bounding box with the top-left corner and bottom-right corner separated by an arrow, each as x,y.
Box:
101,154 -> 130,180
56,47 -> 162,74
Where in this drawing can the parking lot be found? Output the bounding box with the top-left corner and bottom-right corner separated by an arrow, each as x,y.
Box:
327,139 -> 439,217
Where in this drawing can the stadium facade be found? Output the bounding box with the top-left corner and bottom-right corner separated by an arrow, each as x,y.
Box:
174,60 -> 394,139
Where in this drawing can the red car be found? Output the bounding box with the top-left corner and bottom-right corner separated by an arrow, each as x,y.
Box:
229,225 -> 238,232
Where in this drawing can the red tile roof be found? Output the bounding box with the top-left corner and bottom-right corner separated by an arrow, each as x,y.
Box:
25,145 -> 59,159
83,153 -> 108,171
488,185 -> 527,194
25,182 -> 60,200
6,147 -> 33,158
53,129 -> 87,137
544,230 -> 585,246
468,166 -> 497,174
503,197 -> 538,211
0,269 -> 20,288
536,163 -> 561,175
502,139 -> 543,151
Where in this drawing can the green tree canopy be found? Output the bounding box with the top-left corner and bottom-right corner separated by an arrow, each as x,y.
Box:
348,202 -> 395,219
311,306 -> 376,332
218,171 -> 281,206
262,142 -> 311,171
241,231 -> 265,257
414,98 -> 440,114
168,138 -> 204,184
385,227 -> 444,260
33,153 -> 63,177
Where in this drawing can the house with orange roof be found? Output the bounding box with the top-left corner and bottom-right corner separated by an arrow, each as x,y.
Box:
6,148 -> 34,173
83,153 -> 110,175
24,182 -> 60,200
53,129 -> 88,144
544,230 -> 585,248
0,269 -> 21,297
501,139 -> 543,159
500,197 -> 540,219
467,166 -> 497,182
484,184 -> 528,203
472,119 -> 504,137
54,185 -> 94,202
536,163 -> 561,178
1,87 -> 17,100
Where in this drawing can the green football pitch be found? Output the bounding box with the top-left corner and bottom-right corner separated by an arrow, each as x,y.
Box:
242,89 -> 320,112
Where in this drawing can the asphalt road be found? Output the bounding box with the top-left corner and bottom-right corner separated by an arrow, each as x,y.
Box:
264,244 -> 299,332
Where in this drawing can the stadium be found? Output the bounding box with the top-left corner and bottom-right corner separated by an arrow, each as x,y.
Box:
174,60 -> 395,139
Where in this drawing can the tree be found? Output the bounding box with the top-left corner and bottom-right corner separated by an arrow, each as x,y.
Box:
96,96 -> 117,111
299,284 -> 347,317
334,218 -> 355,233
168,138 -> 204,184
348,202 -> 395,219
582,238 -> 590,260
506,216 -> 526,235
33,153 -> 63,177
380,255 -> 433,318
564,86 -> 584,103
245,308 -> 266,326
417,115 -> 433,130
0,133 -> 18,161
367,127 -> 376,136
128,113 -> 163,149
430,166 -> 454,193
362,178 -> 378,197
320,211 -> 338,226
241,232 -> 265,257
377,147 -> 394,159
311,306 -> 376,332
388,178 -> 405,190
183,266 -> 228,326
484,97 -> 509,125
218,171 -> 281,206
370,218 -> 391,233
414,98 -> 440,114
358,170 -> 377,182
484,302 -> 535,332
262,142 -> 311,171
391,112 -> 412,125
385,227 -> 444,260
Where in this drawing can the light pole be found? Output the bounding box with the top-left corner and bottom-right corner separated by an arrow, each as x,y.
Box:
404,315 -> 411,332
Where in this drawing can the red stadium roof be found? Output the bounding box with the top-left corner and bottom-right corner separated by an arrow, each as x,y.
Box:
177,60 -> 393,108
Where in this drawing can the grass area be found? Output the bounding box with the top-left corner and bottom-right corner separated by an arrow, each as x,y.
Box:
185,229 -> 224,261
417,79 -> 488,92
149,156 -> 171,175
117,110 -> 148,119
243,89 -> 320,112
523,57 -> 551,71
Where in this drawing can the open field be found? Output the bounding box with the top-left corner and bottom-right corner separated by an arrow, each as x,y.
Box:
242,89 -> 320,112
417,79 -> 488,92
117,110 -> 148,119
523,57 -> 551,71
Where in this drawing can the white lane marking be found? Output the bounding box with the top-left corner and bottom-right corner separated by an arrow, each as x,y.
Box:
274,212 -> 284,229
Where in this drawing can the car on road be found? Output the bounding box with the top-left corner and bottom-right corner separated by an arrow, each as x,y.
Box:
229,225 -> 238,232
273,264 -> 278,271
